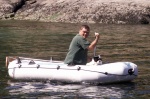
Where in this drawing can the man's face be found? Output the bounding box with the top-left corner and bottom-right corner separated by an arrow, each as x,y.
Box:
80,28 -> 90,38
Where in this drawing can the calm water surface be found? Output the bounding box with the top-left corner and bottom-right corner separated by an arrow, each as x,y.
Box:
0,20 -> 150,98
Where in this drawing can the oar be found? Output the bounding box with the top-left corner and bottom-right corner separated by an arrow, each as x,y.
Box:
94,45 -> 96,56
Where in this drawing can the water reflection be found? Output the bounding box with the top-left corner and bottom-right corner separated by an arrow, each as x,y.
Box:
5,81 -> 137,99
0,20 -> 150,98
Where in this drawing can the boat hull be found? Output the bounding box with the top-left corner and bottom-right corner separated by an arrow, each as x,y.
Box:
7,57 -> 138,84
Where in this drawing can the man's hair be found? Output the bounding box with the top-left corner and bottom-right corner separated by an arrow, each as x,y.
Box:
80,25 -> 90,31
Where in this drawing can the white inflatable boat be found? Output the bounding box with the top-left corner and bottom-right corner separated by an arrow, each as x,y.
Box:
6,56 -> 138,84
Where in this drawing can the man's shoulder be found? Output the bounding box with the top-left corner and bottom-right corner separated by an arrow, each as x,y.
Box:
73,34 -> 82,40
75,34 -> 81,37
75,34 -> 85,39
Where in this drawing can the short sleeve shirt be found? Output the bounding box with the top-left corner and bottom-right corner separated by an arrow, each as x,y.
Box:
64,34 -> 90,65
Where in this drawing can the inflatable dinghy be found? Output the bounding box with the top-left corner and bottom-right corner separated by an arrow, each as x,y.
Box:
6,56 -> 138,84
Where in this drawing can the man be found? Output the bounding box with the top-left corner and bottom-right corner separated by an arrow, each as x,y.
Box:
64,25 -> 100,65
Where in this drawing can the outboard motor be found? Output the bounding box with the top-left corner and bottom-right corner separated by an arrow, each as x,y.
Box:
93,55 -> 102,65
86,55 -> 102,65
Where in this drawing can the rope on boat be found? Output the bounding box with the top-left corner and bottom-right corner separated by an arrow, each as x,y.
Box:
8,66 -> 137,77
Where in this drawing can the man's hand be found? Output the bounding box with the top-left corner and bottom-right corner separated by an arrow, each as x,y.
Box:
95,32 -> 100,39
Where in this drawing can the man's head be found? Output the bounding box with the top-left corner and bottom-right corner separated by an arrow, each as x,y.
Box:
79,25 -> 90,38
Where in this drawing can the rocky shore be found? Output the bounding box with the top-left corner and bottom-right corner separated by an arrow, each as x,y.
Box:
0,0 -> 150,24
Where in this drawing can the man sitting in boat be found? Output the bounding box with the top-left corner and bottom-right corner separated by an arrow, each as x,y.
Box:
64,25 -> 100,65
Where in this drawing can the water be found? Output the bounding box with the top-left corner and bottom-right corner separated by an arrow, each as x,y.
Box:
0,20 -> 150,98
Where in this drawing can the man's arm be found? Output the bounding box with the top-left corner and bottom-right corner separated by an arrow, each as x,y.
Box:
88,33 -> 100,51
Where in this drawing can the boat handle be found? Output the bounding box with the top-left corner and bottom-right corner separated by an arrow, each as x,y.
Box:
37,64 -> 40,69
29,60 -> 35,65
16,57 -> 21,64
128,68 -> 134,75
57,65 -> 60,70
18,64 -> 22,68
77,66 -> 81,71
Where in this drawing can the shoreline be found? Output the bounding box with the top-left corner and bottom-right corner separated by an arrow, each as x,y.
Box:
0,0 -> 150,24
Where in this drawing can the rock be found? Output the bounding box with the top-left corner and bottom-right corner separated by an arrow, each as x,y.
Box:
0,0 -> 13,19
0,0 -> 150,24
140,15 -> 150,24
140,7 -> 150,24
11,0 -> 25,13
0,0 -> 25,19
